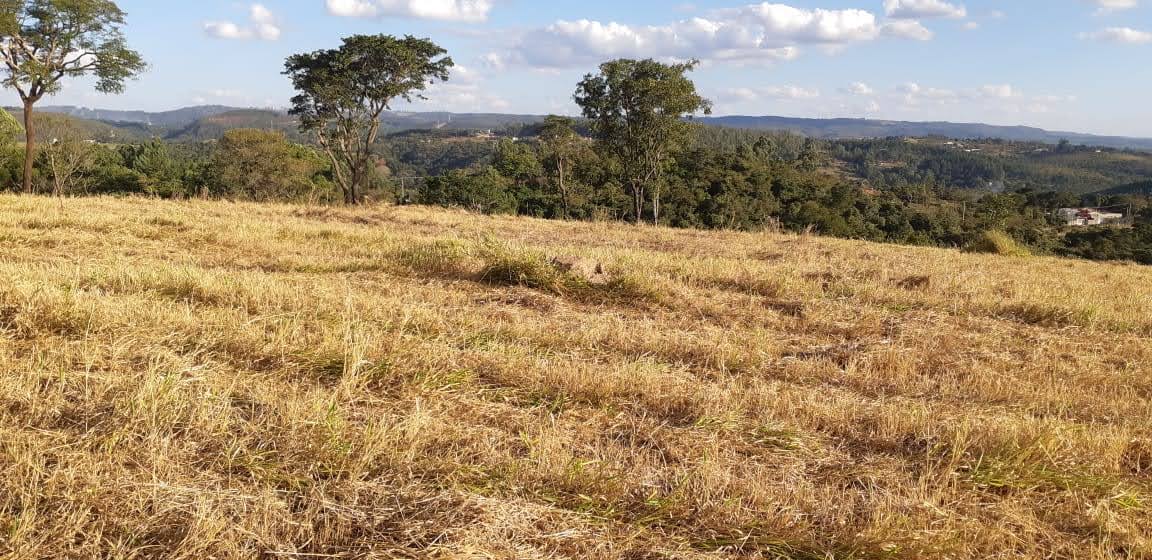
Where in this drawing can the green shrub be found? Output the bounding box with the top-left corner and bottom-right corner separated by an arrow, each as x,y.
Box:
476,245 -> 666,306
966,230 -> 1032,257
478,246 -> 566,293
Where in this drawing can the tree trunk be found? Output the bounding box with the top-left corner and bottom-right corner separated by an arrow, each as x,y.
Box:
632,184 -> 644,224
652,188 -> 661,226
22,100 -> 35,194
347,164 -> 362,205
557,158 -> 569,218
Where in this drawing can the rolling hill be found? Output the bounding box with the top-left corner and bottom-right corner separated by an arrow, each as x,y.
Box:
37,104 -> 240,128
30,104 -> 1152,151
1099,179 -> 1152,196
164,109 -> 305,142
0,194 -> 1149,558
4,108 -> 159,143
701,115 -> 1152,151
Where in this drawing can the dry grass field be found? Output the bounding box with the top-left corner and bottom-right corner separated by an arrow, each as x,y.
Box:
1,194 -> 1150,559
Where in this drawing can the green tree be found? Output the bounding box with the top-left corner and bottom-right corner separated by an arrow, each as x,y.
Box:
120,139 -> 182,197
210,128 -> 325,202
575,58 -> 711,224
284,34 -> 453,205
38,114 -> 94,195
0,108 -> 21,179
0,0 -> 145,193
0,107 -> 20,141
797,139 -> 825,172
538,115 -> 583,217
420,166 -> 516,214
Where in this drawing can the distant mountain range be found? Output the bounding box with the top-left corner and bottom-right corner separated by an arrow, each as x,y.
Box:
699,116 -> 1152,151
23,105 -> 1152,151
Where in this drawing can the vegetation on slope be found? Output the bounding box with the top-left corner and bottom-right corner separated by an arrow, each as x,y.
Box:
0,195 -> 1149,558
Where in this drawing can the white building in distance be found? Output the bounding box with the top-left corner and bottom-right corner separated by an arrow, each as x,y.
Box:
1056,208 -> 1126,227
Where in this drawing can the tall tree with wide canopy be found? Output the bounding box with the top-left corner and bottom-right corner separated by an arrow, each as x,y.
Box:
575,58 -> 711,225
284,34 -> 453,205
0,0 -> 145,193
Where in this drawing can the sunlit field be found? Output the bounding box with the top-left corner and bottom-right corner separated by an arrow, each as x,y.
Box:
1,194 -> 1150,559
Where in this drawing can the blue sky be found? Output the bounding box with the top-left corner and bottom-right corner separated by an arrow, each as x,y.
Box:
38,0 -> 1152,137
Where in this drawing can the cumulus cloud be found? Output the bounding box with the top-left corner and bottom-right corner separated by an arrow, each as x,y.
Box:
501,3 -> 930,69
978,84 -> 1019,99
881,20 -> 934,40
721,85 -> 820,102
843,82 -> 874,95
891,82 -> 1077,117
884,0 -> 967,19
900,82 -> 960,105
189,89 -> 280,107
1083,0 -> 1139,13
325,0 -> 493,22
697,79 -> 1077,123
403,65 -> 510,112
1080,26 -> 1152,43
480,52 -> 507,71
204,4 -> 281,41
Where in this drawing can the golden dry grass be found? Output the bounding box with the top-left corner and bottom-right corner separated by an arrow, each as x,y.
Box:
1,194 -> 1150,559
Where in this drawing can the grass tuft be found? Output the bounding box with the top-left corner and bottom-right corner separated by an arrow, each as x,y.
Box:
966,230 -> 1032,257
478,244 -> 568,293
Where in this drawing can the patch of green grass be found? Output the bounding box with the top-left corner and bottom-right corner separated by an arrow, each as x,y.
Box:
478,244 -> 667,306
478,245 -> 566,293
966,231 -> 1032,257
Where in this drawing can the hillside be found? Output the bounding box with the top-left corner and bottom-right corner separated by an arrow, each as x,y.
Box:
1,195 -> 1149,559
30,105 -> 1152,151
4,108 -> 159,143
37,104 -> 239,128
698,116 -> 1152,151
165,109 -> 306,142
836,137 -> 1152,194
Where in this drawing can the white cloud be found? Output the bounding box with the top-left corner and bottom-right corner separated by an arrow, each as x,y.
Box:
889,82 -> 1077,116
502,3 -> 928,69
1080,26 -> 1152,43
899,82 -> 960,106
884,0 -> 967,19
1034,94 -> 1078,103
844,82 -> 874,95
881,19 -> 934,40
721,85 -> 820,102
403,65 -> 510,112
1083,0 -> 1139,13
979,84 -> 1019,99
204,4 -> 281,41
480,52 -> 507,71
190,88 -> 250,106
325,0 -> 493,22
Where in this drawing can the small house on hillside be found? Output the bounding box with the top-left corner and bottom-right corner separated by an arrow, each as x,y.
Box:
1056,208 -> 1126,227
